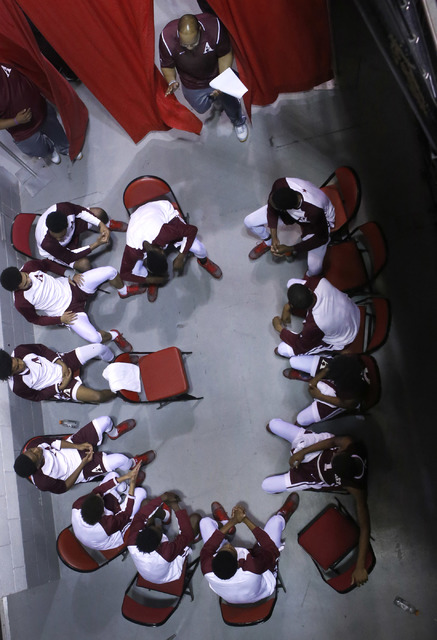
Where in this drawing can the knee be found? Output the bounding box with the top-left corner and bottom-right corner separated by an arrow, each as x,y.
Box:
74,258 -> 92,272
90,207 -> 108,223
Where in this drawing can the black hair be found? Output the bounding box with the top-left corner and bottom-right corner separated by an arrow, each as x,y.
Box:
136,526 -> 162,553
332,452 -> 362,481
327,355 -> 367,398
14,453 -> 37,477
46,211 -> 68,233
81,494 -> 105,525
0,350 -> 13,380
0,267 -> 22,292
211,550 -> 238,579
287,283 -> 314,310
271,188 -> 300,211
145,248 -> 168,276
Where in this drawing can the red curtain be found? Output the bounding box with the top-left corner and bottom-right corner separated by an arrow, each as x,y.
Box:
16,0 -> 202,141
7,0 -> 332,140
0,0 -> 88,159
208,0 -> 333,111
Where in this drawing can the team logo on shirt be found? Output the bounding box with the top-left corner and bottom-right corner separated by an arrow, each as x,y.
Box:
1,65 -> 11,76
204,42 -> 213,53
91,464 -> 104,474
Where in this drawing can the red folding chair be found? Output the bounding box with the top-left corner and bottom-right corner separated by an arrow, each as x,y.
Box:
121,557 -> 199,627
11,212 -> 39,257
219,569 -> 285,626
346,296 -> 391,354
123,175 -> 184,218
114,348 -> 203,408
298,500 -> 375,593
57,525 -> 127,572
323,221 -> 387,293
320,166 -> 361,237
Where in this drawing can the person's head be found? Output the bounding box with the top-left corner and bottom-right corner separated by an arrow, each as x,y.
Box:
0,350 -> 25,380
144,245 -> 169,277
14,447 -> 44,477
135,525 -> 163,553
332,451 -> 365,482
287,283 -> 314,311
0,267 -> 30,292
178,14 -> 201,50
270,188 -> 300,211
80,494 -> 105,525
211,544 -> 238,579
327,355 -> 366,393
46,211 -> 68,240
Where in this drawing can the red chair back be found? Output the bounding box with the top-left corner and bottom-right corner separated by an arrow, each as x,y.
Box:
11,213 -> 39,257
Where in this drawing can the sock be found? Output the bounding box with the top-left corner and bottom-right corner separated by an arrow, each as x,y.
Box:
107,424 -> 119,438
118,285 -> 127,295
109,330 -> 118,341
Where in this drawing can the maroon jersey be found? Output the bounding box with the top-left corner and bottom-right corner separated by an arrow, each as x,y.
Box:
267,178 -> 330,253
159,14 -> 231,89
0,65 -> 46,141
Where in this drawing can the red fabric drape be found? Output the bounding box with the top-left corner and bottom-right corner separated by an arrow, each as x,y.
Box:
0,0 -> 88,159
16,0 -> 202,141
208,0 -> 333,112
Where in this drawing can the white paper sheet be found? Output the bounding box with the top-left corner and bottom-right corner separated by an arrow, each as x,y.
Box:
209,68 -> 248,99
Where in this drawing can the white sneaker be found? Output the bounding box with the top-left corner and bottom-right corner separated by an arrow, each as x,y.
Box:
75,151 -> 83,161
50,149 -> 61,164
234,122 -> 248,142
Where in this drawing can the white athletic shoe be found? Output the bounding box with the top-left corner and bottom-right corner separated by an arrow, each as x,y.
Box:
75,151 -> 83,160
50,149 -> 61,164
234,122 -> 248,142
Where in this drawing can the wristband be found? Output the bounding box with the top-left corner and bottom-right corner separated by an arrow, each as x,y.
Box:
14,117 -> 19,125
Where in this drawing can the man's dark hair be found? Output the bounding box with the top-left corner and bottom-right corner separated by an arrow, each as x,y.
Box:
332,451 -> 361,481
81,494 -> 104,525
46,211 -> 68,233
0,350 -> 13,380
136,527 -> 162,553
14,453 -> 37,478
327,355 -> 367,398
145,248 -> 168,276
271,188 -> 300,211
287,283 -> 314,310
0,267 -> 22,292
211,550 -> 238,579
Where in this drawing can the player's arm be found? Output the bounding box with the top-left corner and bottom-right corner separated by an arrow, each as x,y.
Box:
0,108 -> 32,129
289,435 -> 336,467
218,50 -> 233,74
347,486 -> 371,586
64,448 -> 94,490
162,67 -> 179,96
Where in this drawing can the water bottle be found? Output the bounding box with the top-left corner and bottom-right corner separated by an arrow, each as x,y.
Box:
59,419 -> 79,428
393,596 -> 419,615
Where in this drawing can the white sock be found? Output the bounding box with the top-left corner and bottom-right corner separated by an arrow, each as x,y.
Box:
118,285 -> 127,295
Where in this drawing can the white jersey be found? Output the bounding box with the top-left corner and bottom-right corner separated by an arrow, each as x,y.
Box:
18,271 -> 72,317
312,278 -> 360,348
35,441 -> 85,484
128,535 -> 188,584
285,177 -> 335,227
8,352 -> 62,393
35,204 -> 100,260
204,546 -> 276,604
126,200 -> 179,251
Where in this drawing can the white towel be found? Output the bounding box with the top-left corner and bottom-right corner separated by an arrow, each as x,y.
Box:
102,363 -> 141,392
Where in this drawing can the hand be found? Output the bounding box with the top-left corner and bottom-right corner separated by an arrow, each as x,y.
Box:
231,505 -> 246,523
351,566 -> 368,587
82,448 -> 94,465
308,384 -> 323,399
15,108 -> 32,124
59,364 -> 72,390
165,81 -> 179,96
95,232 -> 109,247
209,89 -> 221,99
289,450 -> 305,468
70,273 -> 85,287
161,491 -> 181,504
173,254 -> 186,276
60,311 -> 78,325
99,222 -> 110,243
272,316 -> 283,333
271,244 -> 292,256
76,442 -> 93,454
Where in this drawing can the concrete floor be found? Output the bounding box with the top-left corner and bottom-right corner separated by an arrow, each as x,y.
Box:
2,0 -> 437,638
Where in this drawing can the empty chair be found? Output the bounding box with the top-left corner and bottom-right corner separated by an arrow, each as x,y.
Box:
112,348 -> 203,408
121,557 -> 199,627
219,570 -> 285,627
56,525 -> 127,572
323,221 -> 388,293
298,500 -> 376,593
11,212 -> 39,257
320,166 -> 361,236
123,175 -> 183,217
347,296 -> 391,354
